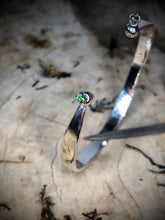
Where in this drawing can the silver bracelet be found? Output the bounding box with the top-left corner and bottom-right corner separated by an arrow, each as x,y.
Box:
61,14 -> 154,172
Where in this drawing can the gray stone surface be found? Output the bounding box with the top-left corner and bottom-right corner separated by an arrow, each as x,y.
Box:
0,1 -> 165,219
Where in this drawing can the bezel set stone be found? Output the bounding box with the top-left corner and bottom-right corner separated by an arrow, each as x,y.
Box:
129,13 -> 141,27
76,90 -> 93,105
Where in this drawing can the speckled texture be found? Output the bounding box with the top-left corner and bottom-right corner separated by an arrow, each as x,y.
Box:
0,0 -> 165,219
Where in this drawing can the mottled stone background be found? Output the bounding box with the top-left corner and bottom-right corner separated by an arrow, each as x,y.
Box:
0,0 -> 165,219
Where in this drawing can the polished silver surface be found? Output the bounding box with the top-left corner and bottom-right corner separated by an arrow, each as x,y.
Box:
61,14 -> 154,172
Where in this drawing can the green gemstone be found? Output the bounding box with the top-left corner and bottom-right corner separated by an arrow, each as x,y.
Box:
134,14 -> 139,20
76,93 -> 86,103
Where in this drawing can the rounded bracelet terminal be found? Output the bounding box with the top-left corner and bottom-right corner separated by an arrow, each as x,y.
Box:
61,14 -> 154,172
61,90 -> 93,171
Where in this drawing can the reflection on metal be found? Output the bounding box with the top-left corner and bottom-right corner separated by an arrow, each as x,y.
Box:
61,14 -> 154,172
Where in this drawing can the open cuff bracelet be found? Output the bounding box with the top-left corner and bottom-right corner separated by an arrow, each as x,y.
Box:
61,14 -> 154,172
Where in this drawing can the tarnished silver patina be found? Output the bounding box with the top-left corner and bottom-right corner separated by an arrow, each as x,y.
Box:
61,14 -> 154,172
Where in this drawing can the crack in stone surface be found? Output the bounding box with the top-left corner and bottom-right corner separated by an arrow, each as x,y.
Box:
0,74 -> 34,110
117,147 -> 143,219
149,169 -> 165,174
157,183 -> 165,187
51,140 -> 62,203
0,203 -> 11,211
0,160 -> 31,164
125,143 -> 165,214
35,113 -> 66,127
125,144 -> 165,169
104,181 -> 131,219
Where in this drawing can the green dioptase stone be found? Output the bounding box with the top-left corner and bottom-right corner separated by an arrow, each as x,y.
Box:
134,14 -> 140,20
76,93 -> 86,103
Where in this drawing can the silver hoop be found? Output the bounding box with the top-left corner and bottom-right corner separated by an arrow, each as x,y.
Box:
61,14 -> 154,172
